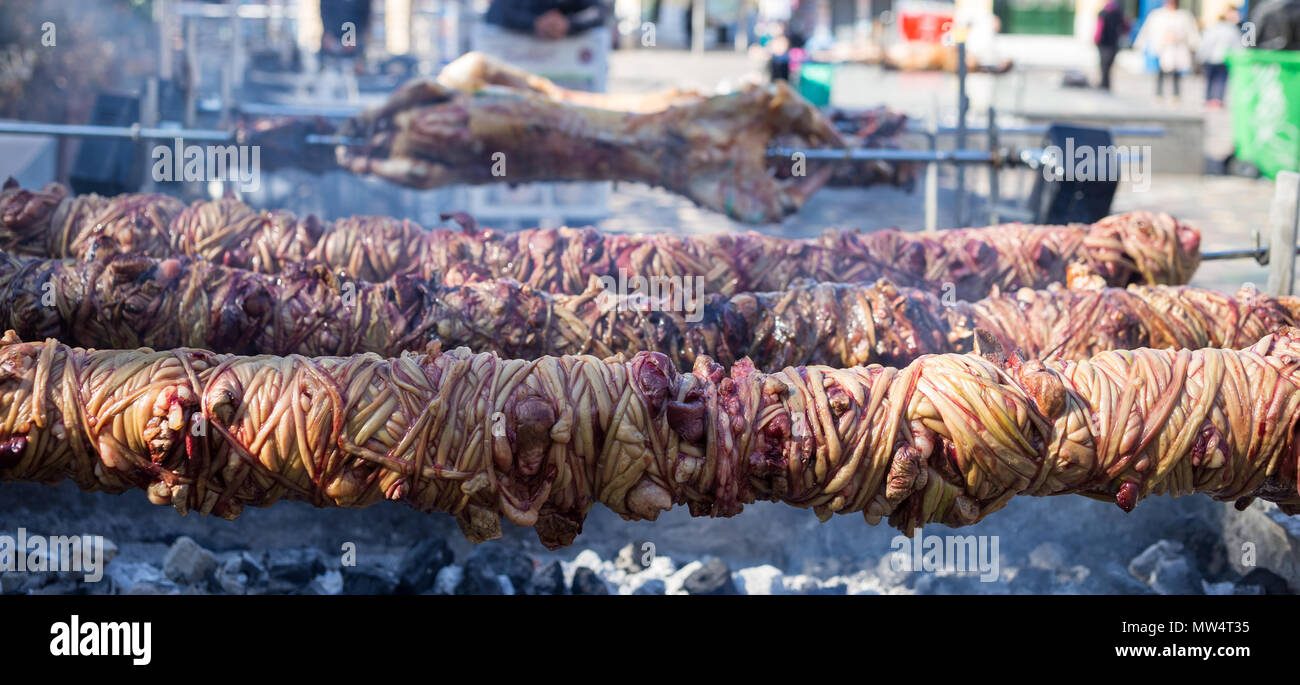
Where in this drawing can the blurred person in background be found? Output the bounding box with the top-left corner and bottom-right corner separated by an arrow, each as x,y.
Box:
965,10 -> 1006,72
486,0 -> 609,39
804,29 -> 835,54
1198,8 -> 1240,107
1135,0 -> 1200,101
1251,0 -> 1300,50
766,23 -> 806,81
0,0 -> 155,124
1094,0 -> 1130,91
320,0 -> 373,60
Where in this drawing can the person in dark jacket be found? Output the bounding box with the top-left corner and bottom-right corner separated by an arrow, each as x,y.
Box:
766,25 -> 806,82
1253,0 -> 1300,50
484,0 -> 607,39
320,0 -> 372,57
1095,0 -> 1130,91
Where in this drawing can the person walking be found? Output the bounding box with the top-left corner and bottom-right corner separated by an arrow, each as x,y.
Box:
484,0 -> 608,39
1095,0 -> 1130,91
1135,0 -> 1200,100
320,0 -> 373,57
1199,8 -> 1241,107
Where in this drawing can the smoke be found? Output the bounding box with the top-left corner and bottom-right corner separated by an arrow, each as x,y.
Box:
0,0 -> 157,123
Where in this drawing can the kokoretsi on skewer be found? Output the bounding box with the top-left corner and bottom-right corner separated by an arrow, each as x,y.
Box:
0,180 -> 1200,299
0,251 -> 1291,370
0,328 -> 1296,549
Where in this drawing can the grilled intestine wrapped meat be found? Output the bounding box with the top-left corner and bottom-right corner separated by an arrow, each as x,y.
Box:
0,181 -> 1202,300
0,251 -> 1276,371
2,328 -> 1298,549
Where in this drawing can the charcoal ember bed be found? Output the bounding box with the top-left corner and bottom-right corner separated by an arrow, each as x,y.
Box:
2,479 -> 1294,595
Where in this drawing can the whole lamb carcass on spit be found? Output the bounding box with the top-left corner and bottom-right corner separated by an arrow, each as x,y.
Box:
243,52 -> 922,223
330,72 -> 842,224
434,53 -> 919,189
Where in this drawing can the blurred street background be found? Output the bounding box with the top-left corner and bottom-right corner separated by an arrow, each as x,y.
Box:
600,46 -> 1277,292
1,0 -> 1284,291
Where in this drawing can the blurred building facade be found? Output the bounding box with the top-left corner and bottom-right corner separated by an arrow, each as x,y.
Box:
286,0 -> 1245,55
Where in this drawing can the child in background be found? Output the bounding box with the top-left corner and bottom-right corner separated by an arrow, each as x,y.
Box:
1199,8 -> 1242,107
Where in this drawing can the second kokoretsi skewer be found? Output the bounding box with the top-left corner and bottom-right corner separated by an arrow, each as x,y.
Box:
0,251 -> 1282,370
0,180 -> 1201,299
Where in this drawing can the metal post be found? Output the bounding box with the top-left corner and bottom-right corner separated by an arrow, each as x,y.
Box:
54,136 -> 67,184
987,105 -> 999,225
140,78 -> 160,193
221,9 -> 239,118
157,0 -> 173,82
925,107 -> 938,232
735,0 -> 749,50
1268,171 -> 1300,296
954,39 -> 968,227
692,0 -> 706,54
230,7 -> 243,114
183,18 -> 197,129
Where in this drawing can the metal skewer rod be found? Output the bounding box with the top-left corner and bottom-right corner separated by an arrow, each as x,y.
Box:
0,121 -> 234,142
210,102 -> 365,119
765,146 -> 995,163
0,121 -> 350,147
1200,248 -> 1272,261
901,124 -> 1167,137
0,121 -> 1154,168
954,39 -> 969,227
309,137 -> 1004,163
0,121 -> 1007,164
304,134 -> 365,146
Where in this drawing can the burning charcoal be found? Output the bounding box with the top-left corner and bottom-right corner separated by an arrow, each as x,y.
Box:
341,563 -> 400,595
1234,568 -> 1292,595
396,537 -> 454,595
682,558 -> 737,595
162,536 -> 217,586
524,560 -> 567,596
570,567 -> 609,595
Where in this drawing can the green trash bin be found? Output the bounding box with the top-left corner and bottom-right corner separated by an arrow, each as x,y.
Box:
1227,49 -> 1300,178
797,62 -> 834,108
